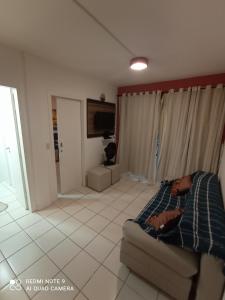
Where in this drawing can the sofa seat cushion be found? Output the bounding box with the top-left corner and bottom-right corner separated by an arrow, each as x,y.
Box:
123,220 -> 199,278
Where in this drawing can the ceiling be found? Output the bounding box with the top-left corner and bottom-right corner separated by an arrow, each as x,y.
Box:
0,0 -> 225,85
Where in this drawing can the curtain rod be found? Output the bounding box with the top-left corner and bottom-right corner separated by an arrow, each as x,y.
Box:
117,84 -> 225,97
117,73 -> 225,97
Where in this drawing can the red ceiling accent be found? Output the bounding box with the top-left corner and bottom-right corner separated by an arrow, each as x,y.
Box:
118,73 -> 225,96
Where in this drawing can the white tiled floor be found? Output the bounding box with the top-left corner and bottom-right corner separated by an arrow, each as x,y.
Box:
0,177 -> 171,300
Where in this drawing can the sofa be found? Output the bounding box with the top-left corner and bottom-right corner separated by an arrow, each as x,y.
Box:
120,220 -> 225,300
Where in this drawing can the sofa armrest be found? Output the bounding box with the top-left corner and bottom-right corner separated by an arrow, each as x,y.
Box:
195,254 -> 225,300
123,220 -> 199,278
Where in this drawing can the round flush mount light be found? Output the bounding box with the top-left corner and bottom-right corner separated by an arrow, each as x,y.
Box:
130,57 -> 148,71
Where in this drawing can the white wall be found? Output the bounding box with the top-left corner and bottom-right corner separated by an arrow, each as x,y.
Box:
0,138 -> 9,183
0,43 -> 116,210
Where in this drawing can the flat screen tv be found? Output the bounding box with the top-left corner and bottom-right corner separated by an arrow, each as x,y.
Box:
94,112 -> 115,133
87,98 -> 115,138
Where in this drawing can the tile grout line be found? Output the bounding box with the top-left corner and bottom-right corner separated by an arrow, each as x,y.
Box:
15,212 -> 125,297
1,203 -> 118,297
0,247 -> 32,299
0,179 -> 155,300
0,182 -> 149,262
67,181 -> 154,300
0,181 -> 149,264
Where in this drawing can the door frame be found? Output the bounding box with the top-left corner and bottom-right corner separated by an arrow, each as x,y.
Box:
11,89 -> 30,209
48,95 -> 85,196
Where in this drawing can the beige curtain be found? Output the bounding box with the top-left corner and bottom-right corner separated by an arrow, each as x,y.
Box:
186,85 -> 225,173
118,91 -> 161,183
157,88 -> 193,180
118,85 -> 225,183
158,85 -> 225,180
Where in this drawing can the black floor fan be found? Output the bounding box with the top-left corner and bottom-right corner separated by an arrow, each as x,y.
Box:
104,142 -> 117,166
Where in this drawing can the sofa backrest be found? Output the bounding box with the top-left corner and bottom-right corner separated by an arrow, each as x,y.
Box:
218,146 -> 225,208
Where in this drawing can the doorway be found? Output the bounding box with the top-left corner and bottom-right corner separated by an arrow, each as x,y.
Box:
0,85 -> 28,211
51,96 -> 83,195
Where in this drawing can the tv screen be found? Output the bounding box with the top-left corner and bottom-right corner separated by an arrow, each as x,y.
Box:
94,112 -> 115,132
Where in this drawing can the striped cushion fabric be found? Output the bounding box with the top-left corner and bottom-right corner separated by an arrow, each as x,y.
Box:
135,171 -> 225,263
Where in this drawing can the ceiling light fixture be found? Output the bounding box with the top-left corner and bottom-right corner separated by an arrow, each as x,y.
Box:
130,57 -> 148,71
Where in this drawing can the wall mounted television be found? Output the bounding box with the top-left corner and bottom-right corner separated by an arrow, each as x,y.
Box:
87,98 -> 116,138
94,112 -> 115,131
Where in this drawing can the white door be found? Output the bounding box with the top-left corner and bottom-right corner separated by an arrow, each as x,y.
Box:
57,98 -> 82,193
